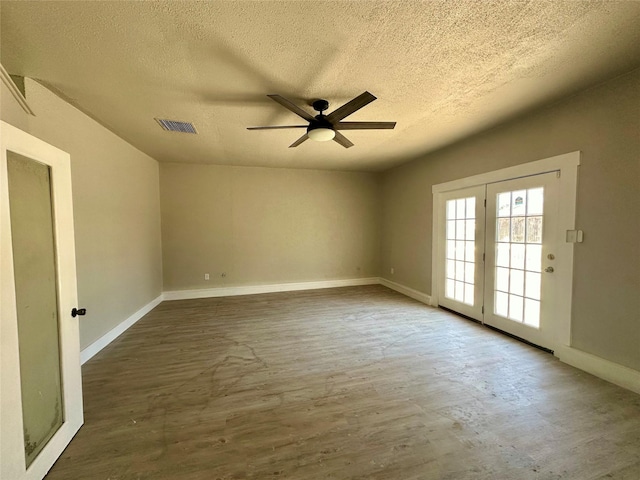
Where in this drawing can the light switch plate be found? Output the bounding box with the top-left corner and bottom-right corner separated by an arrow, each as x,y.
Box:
566,230 -> 584,243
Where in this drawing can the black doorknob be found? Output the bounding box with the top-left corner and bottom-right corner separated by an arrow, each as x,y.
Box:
71,308 -> 87,317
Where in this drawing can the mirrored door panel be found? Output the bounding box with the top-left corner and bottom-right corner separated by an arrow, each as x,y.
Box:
7,152 -> 64,467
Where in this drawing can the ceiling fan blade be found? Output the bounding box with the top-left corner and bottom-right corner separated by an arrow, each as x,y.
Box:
289,133 -> 309,148
268,95 -> 315,122
247,125 -> 308,130
325,91 -> 377,123
333,131 -> 354,148
334,121 -> 396,130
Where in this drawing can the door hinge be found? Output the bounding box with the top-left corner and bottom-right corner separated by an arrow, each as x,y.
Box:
483,253 -> 485,262
484,198 -> 486,207
482,305 -> 484,314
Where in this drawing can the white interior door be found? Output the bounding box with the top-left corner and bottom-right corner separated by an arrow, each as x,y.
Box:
483,172 -> 559,351
1,121 -> 84,480
436,185 -> 485,321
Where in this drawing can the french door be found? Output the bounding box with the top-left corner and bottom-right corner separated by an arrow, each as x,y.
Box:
437,185 -> 485,321
1,121 -> 83,480
436,171 -> 560,351
483,172 -> 559,348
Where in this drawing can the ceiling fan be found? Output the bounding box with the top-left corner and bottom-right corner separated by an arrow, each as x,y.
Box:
247,91 -> 396,148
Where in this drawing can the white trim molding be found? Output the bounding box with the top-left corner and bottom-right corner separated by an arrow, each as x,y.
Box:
163,277 -> 380,301
557,346 -> 640,395
80,294 -> 163,364
0,64 -> 34,116
379,277 -> 432,305
431,151 -> 580,194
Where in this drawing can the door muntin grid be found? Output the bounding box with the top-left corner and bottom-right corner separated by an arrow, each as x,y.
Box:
493,187 -> 544,327
445,197 -> 475,306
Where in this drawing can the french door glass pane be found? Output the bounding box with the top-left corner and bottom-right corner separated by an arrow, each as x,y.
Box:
495,291 -> 509,317
466,198 -> 475,218
464,262 -> 474,283
509,269 -> 524,296
496,243 -> 510,267
446,240 -> 455,259
445,197 -> 476,306
465,241 -> 474,261
493,187 -> 545,328
527,188 -> 544,215
525,272 -> 541,300
526,244 -> 542,272
446,279 -> 454,297
455,261 -> 464,281
509,294 -> 524,321
496,267 -> 509,291
524,299 -> 541,327
464,283 -> 474,304
497,193 -> 511,216
510,243 -> 525,269
465,220 -> 475,240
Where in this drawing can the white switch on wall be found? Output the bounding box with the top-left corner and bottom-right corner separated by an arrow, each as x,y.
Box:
566,230 -> 584,243
204,273 -> 210,280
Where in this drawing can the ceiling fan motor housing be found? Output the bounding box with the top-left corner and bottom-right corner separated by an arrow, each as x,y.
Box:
308,116 -> 333,132
307,115 -> 335,141
312,99 -> 329,113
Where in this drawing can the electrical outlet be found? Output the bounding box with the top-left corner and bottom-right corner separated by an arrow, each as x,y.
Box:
390,267 -> 394,275
204,273 -> 209,280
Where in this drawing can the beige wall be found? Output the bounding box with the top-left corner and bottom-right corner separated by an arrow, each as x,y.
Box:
161,163 -> 380,290
2,69 -> 637,374
1,79 -> 163,349
381,69 -> 640,371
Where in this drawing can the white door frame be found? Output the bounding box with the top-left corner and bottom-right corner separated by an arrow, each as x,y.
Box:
431,151 -> 580,352
1,121 -> 83,480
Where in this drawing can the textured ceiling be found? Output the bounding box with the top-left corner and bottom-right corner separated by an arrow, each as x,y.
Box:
1,1 -> 639,171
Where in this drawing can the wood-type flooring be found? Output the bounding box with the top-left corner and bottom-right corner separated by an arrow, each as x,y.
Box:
46,285 -> 640,479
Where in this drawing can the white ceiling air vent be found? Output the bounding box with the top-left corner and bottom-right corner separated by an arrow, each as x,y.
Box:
155,118 -> 197,134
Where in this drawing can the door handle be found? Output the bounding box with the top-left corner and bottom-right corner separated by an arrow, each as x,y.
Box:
71,307 -> 87,317
544,266 -> 554,273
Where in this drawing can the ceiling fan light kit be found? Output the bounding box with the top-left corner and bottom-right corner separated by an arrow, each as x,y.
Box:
247,91 -> 396,148
307,127 -> 335,142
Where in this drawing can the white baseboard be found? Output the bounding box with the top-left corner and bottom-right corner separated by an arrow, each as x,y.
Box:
80,294 -> 164,365
163,277 -> 380,301
557,345 -> 640,395
379,277 -> 432,305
